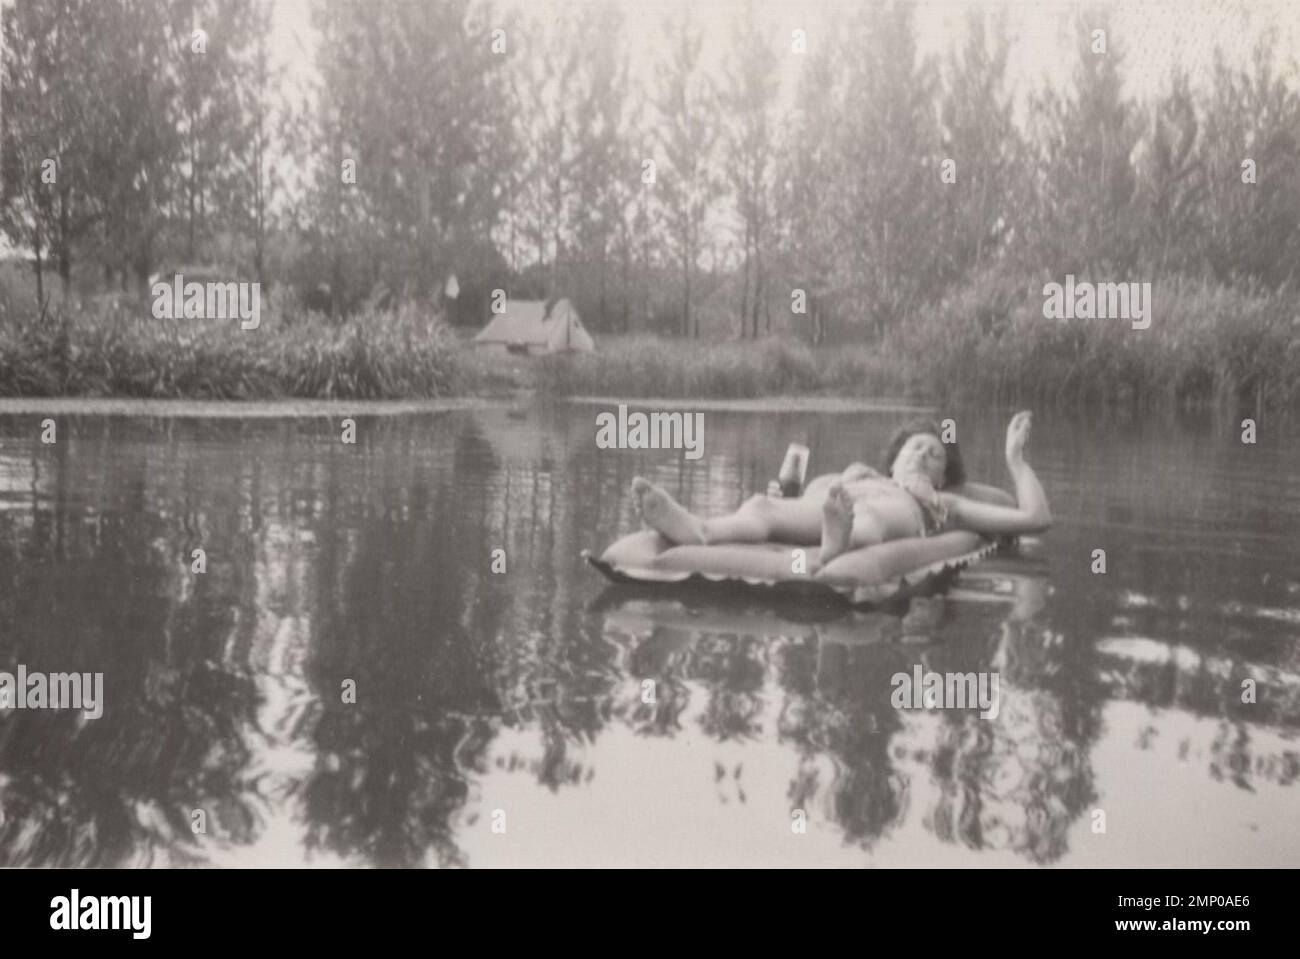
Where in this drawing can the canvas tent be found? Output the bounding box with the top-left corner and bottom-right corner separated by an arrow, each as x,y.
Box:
474,297 -> 594,354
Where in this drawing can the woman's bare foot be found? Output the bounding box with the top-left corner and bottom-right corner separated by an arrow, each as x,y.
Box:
631,477 -> 706,545
819,481 -> 854,564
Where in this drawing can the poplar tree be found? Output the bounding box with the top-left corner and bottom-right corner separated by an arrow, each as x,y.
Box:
774,20 -> 843,344
721,1 -> 777,338
1026,12 -> 1141,276
937,7 -> 1020,287
654,13 -> 720,338
834,1 -> 941,335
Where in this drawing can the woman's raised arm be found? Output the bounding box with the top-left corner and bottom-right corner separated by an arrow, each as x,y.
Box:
944,411 -> 1052,535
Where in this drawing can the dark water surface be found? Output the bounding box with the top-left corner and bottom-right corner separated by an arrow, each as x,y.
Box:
0,402 -> 1297,867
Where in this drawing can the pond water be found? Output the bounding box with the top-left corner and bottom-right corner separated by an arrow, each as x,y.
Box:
0,401 -> 1296,867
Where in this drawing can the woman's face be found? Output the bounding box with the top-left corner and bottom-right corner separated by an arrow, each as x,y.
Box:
890,432 -> 948,487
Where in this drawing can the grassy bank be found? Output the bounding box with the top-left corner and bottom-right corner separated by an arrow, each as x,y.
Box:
0,303 -> 467,400
1,277 -> 1294,410
539,279 -> 1299,412
886,276 -> 1300,412
536,335 -> 905,400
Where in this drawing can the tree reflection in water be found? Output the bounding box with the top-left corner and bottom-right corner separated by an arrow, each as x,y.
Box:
300,429 -> 501,868
3,409 -> 1298,867
923,576 -> 1101,863
0,423 -> 262,866
772,625 -> 910,848
602,572 -> 1101,861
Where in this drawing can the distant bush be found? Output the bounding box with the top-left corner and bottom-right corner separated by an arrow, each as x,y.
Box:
0,301 -> 463,399
886,275 -> 1300,411
531,274 -> 1298,412
2,277 -> 1295,411
534,334 -> 904,399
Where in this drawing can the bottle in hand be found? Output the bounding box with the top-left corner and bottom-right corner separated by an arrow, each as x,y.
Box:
778,443 -> 810,498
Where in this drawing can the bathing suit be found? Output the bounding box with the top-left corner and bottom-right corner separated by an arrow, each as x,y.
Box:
893,474 -> 949,537
842,474 -> 948,538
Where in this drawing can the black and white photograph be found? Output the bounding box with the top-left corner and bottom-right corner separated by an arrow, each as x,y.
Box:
0,0 -> 1296,914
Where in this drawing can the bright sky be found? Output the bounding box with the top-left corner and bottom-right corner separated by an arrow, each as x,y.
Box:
270,0 -> 1300,108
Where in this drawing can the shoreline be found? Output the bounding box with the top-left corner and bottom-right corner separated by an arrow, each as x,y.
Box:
0,396 -> 518,419
1,393 -> 1294,423
564,395 -> 935,413
0,393 -> 934,419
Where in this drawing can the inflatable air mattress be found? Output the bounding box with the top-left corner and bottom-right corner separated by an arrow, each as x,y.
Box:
584,528 -> 1005,608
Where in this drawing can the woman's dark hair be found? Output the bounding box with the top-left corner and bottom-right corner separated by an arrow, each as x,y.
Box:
880,419 -> 965,488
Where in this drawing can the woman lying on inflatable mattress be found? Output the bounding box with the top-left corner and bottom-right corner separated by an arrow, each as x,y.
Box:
630,410 -> 1051,573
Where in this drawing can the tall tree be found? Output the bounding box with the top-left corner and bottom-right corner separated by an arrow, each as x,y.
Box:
84,0 -> 185,291
1133,67 -> 1204,277
612,78 -> 662,333
721,2 -> 778,338
937,7 -> 1020,286
509,4 -> 583,292
234,0 -> 278,286
654,13 -> 720,338
567,1 -> 632,330
775,21 -> 844,344
834,1 -> 941,336
1197,34 -> 1300,287
0,0 -> 121,301
304,0 -> 514,310
173,0 -> 255,265
1025,10 -> 1141,276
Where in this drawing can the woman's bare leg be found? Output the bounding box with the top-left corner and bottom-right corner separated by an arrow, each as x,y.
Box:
631,477 -> 707,544
705,494 -> 824,544
818,482 -> 853,564
631,477 -> 823,546
801,473 -> 840,499
819,481 -> 894,564
632,475 -> 905,557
